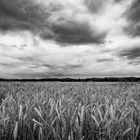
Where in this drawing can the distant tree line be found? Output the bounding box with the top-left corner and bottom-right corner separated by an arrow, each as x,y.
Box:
0,77 -> 140,82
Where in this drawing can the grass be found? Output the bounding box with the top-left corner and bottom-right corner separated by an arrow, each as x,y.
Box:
0,82 -> 140,140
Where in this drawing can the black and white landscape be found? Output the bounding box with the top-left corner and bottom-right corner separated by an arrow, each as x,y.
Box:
0,0 -> 140,140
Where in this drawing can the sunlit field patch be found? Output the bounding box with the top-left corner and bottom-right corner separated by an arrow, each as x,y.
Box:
0,82 -> 140,140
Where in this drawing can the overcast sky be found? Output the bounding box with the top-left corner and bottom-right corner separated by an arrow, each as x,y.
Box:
0,0 -> 140,78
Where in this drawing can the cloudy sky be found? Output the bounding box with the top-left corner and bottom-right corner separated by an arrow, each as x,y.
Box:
0,0 -> 140,78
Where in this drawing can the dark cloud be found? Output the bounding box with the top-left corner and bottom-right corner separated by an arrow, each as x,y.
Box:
0,0 -> 50,32
0,62 -> 18,68
42,63 -> 83,71
0,19 -> 33,31
118,47 -> 140,60
62,64 -> 83,70
46,21 -> 107,45
42,64 -> 55,69
124,0 -> 140,36
40,29 -> 55,40
113,0 -> 124,3
0,0 -> 107,45
97,58 -> 113,62
128,61 -> 140,65
84,0 -> 106,13
42,64 -> 65,71
18,56 -> 40,62
124,25 -> 140,37
126,0 -> 140,23
0,0 -> 26,20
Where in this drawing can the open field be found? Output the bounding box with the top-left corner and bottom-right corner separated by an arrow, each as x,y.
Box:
0,82 -> 140,140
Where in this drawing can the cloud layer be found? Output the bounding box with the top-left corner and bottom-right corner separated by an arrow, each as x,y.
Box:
0,0 -> 107,45
0,0 -> 49,31
0,0 -> 140,78
124,0 -> 140,36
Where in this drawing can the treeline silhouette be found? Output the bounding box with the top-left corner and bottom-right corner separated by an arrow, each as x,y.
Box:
0,77 -> 140,82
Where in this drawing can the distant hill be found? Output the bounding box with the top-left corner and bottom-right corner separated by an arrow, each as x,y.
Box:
0,77 -> 140,82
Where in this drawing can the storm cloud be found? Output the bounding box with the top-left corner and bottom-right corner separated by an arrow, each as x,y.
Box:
118,47 -> 140,60
0,0 -> 50,32
125,0 -> 140,36
0,0 -> 107,45
84,0 -> 106,13
96,58 -> 113,62
50,21 -> 106,45
114,0 -> 124,3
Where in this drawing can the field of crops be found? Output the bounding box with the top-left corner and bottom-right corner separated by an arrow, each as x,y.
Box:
0,82 -> 140,140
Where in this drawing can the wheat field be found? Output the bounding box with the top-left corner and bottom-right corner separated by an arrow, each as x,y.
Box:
0,82 -> 140,140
